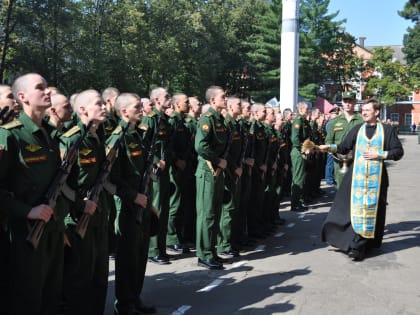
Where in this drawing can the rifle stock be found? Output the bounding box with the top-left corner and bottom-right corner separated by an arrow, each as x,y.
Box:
135,117 -> 160,225
26,121 -> 93,249
75,123 -> 129,239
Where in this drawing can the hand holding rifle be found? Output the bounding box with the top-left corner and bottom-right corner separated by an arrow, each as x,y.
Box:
26,121 -> 93,249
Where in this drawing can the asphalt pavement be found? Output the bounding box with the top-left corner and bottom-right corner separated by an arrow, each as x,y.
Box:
105,134 -> 420,315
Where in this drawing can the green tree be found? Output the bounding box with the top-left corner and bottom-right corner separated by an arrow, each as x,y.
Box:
365,47 -> 411,105
399,0 -> 420,88
299,0 -> 349,102
243,0 -> 280,101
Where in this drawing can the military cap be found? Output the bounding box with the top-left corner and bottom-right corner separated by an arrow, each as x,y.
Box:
342,91 -> 356,100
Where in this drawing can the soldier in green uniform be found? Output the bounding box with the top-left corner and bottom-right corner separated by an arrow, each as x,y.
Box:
0,73 -> 63,314
262,107 -> 279,227
290,102 -> 310,212
139,87 -> 173,265
108,93 -> 156,315
102,87 -> 120,137
46,93 -> 74,133
325,91 -> 363,188
181,96 -> 200,247
217,96 -> 242,258
61,89 -> 109,315
166,93 -> 191,253
281,108 -> 293,197
195,85 -> 228,269
247,103 -> 268,237
101,87 -> 120,257
305,107 -> 324,199
237,100 -> 254,246
0,84 -> 14,315
273,112 -> 288,223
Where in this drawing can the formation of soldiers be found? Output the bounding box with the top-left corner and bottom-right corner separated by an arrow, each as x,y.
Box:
0,73 -> 362,315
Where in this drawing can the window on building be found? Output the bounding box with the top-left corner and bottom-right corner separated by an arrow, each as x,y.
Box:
390,113 -> 399,122
404,113 -> 412,126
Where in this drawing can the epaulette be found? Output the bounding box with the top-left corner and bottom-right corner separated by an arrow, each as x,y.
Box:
204,111 -> 213,117
185,117 -> 192,123
62,125 -> 81,138
112,125 -> 123,135
148,111 -> 157,117
0,120 -> 22,130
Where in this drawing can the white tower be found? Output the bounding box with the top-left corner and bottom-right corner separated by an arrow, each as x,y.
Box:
280,0 -> 300,112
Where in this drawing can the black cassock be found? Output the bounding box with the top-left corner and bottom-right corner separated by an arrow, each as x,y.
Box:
321,123 -> 404,253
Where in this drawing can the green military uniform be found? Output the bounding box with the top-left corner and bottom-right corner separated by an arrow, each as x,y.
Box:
263,123 -> 279,224
167,111 -> 191,248
61,121 -> 109,315
217,113 -> 242,254
0,112 -> 64,314
104,111 -> 120,138
139,108 -> 173,260
274,128 -> 289,212
194,107 -> 227,261
247,119 -> 267,236
305,119 -> 323,198
237,117 -> 252,244
103,110 -> 119,256
281,119 -> 292,196
182,114 -> 198,245
107,121 -> 152,314
325,113 -> 363,187
63,112 -> 80,131
290,114 -> 310,209
0,117 -> 10,315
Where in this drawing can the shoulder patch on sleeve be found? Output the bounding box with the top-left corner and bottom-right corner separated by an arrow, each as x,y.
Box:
0,120 -> 22,130
111,125 -> 122,135
139,124 -> 148,131
201,123 -> 210,132
294,124 -> 300,129
62,125 -> 81,138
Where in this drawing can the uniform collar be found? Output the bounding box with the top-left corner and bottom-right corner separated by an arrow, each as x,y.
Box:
18,111 -> 45,134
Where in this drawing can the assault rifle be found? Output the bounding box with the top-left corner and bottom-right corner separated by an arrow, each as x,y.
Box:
136,116 -> 161,225
26,121 -> 93,249
75,123 -> 129,239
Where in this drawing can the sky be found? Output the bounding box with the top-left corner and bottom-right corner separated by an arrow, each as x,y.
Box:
328,0 -> 414,46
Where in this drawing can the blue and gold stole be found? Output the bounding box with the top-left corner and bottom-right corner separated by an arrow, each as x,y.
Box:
350,122 -> 384,238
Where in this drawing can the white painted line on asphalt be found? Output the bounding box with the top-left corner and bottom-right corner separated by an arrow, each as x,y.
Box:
287,223 -> 295,228
275,232 -> 285,238
197,279 -> 224,292
255,244 -> 266,251
309,234 -> 318,239
298,214 -> 305,219
232,260 -> 248,268
108,274 -> 115,281
172,305 -> 192,315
